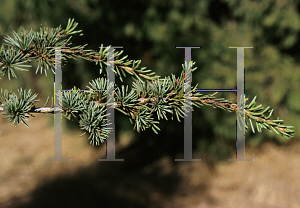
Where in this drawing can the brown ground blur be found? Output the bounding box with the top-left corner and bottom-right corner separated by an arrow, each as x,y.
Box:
0,114 -> 299,208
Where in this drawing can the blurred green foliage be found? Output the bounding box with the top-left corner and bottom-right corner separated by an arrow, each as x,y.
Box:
0,0 -> 299,163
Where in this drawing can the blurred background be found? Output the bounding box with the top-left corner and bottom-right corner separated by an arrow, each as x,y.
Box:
0,0 -> 299,207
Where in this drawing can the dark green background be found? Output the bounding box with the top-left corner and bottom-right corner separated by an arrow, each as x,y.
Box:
1,0 -> 300,207
0,0 -> 299,173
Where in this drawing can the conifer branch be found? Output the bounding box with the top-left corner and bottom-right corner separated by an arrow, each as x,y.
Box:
0,19 -> 294,145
